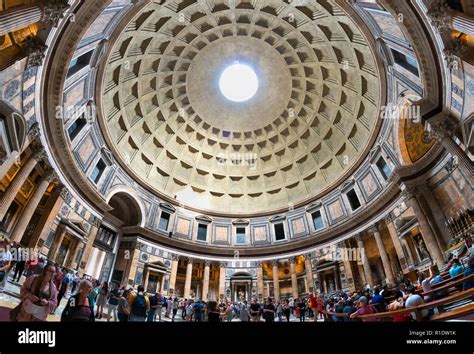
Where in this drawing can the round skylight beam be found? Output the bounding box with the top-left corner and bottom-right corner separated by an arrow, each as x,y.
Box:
219,62 -> 258,102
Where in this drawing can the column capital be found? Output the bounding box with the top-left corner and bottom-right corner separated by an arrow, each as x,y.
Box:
219,261 -> 226,268
27,122 -> 41,141
41,0 -> 70,27
255,261 -> 262,268
383,213 -> 395,225
44,167 -> 57,183
172,254 -> 180,262
354,233 -> 364,243
271,259 -> 279,267
426,116 -> 458,142
21,36 -> 48,68
443,39 -> 466,71
367,224 -> 380,235
204,260 -> 212,267
403,182 -> 431,200
303,253 -> 312,261
427,0 -> 452,33
92,217 -> 102,228
288,256 -> 296,264
31,144 -> 46,162
186,257 -> 194,265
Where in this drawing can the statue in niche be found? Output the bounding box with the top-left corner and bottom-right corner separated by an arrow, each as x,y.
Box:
238,289 -> 245,301
414,235 -> 430,260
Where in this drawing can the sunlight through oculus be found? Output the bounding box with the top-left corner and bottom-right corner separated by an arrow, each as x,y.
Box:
219,63 -> 258,102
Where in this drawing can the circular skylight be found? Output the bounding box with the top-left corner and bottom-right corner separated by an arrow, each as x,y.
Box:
219,62 -> 258,102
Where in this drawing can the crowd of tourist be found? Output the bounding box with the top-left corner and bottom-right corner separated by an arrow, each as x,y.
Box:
1,235 -> 473,323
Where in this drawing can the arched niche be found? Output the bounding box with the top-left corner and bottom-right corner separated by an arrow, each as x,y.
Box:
106,191 -> 144,227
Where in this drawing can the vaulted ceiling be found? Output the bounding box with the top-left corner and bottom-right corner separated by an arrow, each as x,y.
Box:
100,0 -> 382,214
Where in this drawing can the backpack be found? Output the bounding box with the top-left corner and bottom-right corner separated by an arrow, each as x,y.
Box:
131,294 -> 147,317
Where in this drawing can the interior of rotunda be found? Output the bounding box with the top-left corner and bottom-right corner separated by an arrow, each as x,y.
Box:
0,0 -> 474,324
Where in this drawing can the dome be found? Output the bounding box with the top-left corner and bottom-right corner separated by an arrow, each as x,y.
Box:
99,0 -> 383,214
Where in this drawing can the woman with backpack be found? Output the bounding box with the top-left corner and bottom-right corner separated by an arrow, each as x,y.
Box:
61,279 -> 95,322
128,285 -> 150,321
10,262 -> 58,322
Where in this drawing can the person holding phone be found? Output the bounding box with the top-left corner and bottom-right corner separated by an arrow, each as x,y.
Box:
12,262 -> 58,322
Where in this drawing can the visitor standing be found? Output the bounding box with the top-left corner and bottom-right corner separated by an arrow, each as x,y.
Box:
10,263 -> 58,322
95,282 -> 109,319
117,289 -> 130,322
55,269 -> 71,311
107,285 -> 121,322
262,297 -> 276,322
240,301 -> 250,322
283,299 -> 291,322
128,285 -> 150,322
147,292 -> 158,322
0,239 -> 12,293
61,280 -> 95,322
250,298 -> 260,322
172,297 -> 179,321
276,301 -> 283,322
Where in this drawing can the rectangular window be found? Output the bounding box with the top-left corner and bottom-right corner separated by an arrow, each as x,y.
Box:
311,210 -> 325,231
159,211 -> 170,231
274,223 -> 285,241
67,114 -> 87,141
67,50 -> 94,78
90,159 -> 106,184
197,223 -> 208,241
391,49 -> 419,76
236,227 -> 246,244
347,189 -> 361,210
376,157 -> 392,180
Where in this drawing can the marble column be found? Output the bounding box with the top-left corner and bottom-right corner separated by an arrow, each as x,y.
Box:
27,185 -> 64,248
184,258 -> 193,299
384,215 -> 409,273
256,261 -> 264,302
0,0 -> 71,36
47,225 -> 66,261
427,117 -> 474,180
219,262 -> 226,301
10,173 -> 53,243
401,237 -> 418,266
271,260 -> 280,300
420,188 -> 451,248
0,5 -> 42,36
143,268 -> 150,291
169,255 -> 179,296
370,225 -> 396,286
65,238 -> 80,269
0,149 -> 43,220
202,260 -> 211,301
304,254 -> 314,294
333,267 -> 341,291
289,257 -> 299,299
79,219 -> 100,273
355,234 -> 374,288
403,187 -> 445,269
427,0 -> 474,36
338,242 -> 355,292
